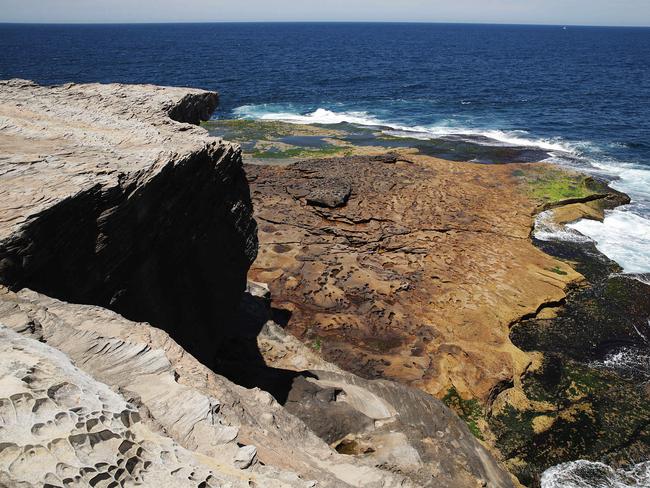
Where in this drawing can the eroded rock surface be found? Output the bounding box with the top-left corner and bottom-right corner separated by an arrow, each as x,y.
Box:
0,79 -> 257,366
0,325 -> 255,488
247,155 -> 581,405
230,291 -> 517,488
0,287 -> 416,487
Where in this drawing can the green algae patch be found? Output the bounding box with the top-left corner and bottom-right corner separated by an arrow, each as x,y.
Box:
202,119 -> 391,161
547,266 -> 568,276
311,337 -> 323,352
251,145 -> 350,160
442,387 -> 485,440
512,166 -> 604,205
204,119 -> 335,140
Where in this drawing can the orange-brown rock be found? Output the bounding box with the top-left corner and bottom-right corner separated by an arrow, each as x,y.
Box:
246,154 -> 581,404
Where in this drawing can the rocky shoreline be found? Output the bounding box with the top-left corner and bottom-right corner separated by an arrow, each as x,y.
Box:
0,80 -> 645,488
0,80 -> 515,488
243,146 -> 647,486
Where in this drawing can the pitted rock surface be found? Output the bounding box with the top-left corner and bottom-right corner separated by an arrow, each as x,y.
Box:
247,156 -> 581,403
0,287 -> 425,488
0,326 -> 251,488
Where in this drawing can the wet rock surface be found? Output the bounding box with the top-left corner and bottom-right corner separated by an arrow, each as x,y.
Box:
500,236 -> 650,487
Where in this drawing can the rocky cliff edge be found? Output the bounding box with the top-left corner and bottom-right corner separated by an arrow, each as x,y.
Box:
0,80 -> 515,488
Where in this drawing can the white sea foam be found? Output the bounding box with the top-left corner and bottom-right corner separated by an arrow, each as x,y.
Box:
234,105 -> 577,153
602,347 -> 650,379
533,210 -> 592,243
233,106 -> 384,126
592,319 -> 650,379
386,126 -> 574,152
542,460 -> 650,488
568,210 -> 650,274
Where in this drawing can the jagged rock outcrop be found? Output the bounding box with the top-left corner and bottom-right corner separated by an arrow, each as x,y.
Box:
229,287 -> 517,487
0,79 -> 257,366
262,324 -> 516,488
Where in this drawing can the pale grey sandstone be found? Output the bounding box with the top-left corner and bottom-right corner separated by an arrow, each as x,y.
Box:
0,287 -> 421,487
0,80 -> 516,488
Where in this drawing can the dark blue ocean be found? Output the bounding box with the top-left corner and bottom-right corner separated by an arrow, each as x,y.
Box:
1,22 -> 650,266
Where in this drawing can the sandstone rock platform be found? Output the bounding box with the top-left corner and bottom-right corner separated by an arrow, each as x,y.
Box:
246,155 -> 582,406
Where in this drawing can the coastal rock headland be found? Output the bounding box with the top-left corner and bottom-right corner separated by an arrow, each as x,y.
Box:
0,80 -> 515,488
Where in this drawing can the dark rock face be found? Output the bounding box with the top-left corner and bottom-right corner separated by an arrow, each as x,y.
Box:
167,92 -> 219,124
3,147 -> 256,365
0,81 -> 258,367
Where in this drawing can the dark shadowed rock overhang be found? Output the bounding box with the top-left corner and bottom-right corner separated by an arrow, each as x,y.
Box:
0,79 -> 257,366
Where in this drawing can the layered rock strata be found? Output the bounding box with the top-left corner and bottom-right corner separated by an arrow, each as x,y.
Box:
0,79 -> 257,366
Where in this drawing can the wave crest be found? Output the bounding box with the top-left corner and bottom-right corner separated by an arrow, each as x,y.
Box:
233,103 -> 650,275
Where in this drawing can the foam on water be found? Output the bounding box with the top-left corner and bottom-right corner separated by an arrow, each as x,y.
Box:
601,347 -> 650,380
568,210 -> 650,274
233,105 -> 578,152
233,105 -> 385,126
534,210 -> 593,243
593,319 -> 650,380
541,460 -> 650,488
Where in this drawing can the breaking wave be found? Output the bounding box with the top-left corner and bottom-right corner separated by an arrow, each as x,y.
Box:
541,460 -> 650,488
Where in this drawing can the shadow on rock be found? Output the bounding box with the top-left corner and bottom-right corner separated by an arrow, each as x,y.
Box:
212,282 -> 314,404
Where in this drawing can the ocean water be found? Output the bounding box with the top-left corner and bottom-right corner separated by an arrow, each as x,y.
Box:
1,22 -> 649,485
542,460 -> 650,488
